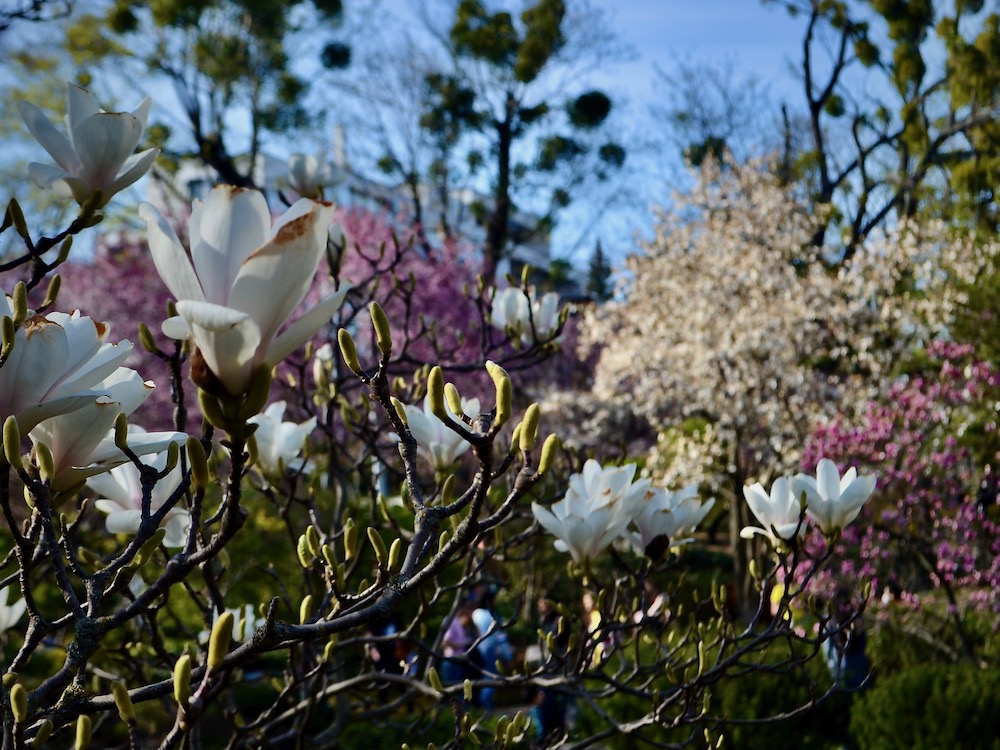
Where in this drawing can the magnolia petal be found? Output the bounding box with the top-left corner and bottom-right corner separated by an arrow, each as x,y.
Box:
18,100 -> 80,173
161,316 -> 190,340
87,474 -> 134,507
26,162 -> 72,190
190,187 -> 271,304
816,459 -> 841,501
73,113 -> 145,189
108,147 -> 159,196
177,300 -> 261,395
103,508 -> 142,535
15,392 -> 102,434
265,286 -> 350,366
229,202 -> 336,349
162,511 -> 191,548
139,203 -> 205,304
67,84 -> 102,135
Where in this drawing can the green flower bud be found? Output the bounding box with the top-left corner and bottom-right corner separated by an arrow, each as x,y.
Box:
391,397 -> 408,425
485,361 -> 511,428
2,673 -> 17,688
39,276 -> 60,313
518,403 -> 540,452
111,682 -> 135,722
536,434 -> 560,475
137,323 -> 158,354
74,714 -> 92,750
33,719 -> 53,746
343,518 -> 357,561
369,302 -> 392,356
296,534 -> 312,568
306,526 -> 321,558
187,437 -> 209,491
427,666 -> 444,694
463,679 -> 473,702
299,594 -> 313,624
11,283 -> 27,326
444,383 -> 463,418
130,528 -> 167,569
367,527 -> 387,568
10,682 -> 27,723
338,329 -> 363,376
7,199 -> 28,239
198,390 -> 229,430
238,366 -> 272,420
112,412 -> 129,453
440,474 -> 456,505
165,441 -> 180,472
1,316 -> 16,361
56,236 -> 73,264
208,612 -> 234,672
426,366 -> 447,421
388,538 -> 402,571
33,442 -> 54,483
3,416 -> 22,472
321,543 -> 337,569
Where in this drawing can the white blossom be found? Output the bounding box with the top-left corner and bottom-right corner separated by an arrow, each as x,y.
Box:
248,401 -> 316,478
140,185 -> 350,396
400,395 -> 480,472
490,287 -> 560,345
794,458 -> 876,536
18,84 -> 157,207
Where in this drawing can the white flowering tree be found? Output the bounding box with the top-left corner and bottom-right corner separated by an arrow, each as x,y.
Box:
581,157 -> 987,613
0,85 -> 886,750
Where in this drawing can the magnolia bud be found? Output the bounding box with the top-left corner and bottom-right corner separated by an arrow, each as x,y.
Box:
173,654 -> 192,705
296,534 -> 312,568
33,719 -> 53,746
111,682 -> 135,722
33,442 -> 54,483
426,366 -> 447,421
306,526 -> 321,558
187,437 -> 209,491
164,441 -> 180,472
74,714 -> 92,750
518,403 -> 540,452
440,474 -> 456,505
367,527 -> 387,568
3,416 -> 22,472
427,666 -> 444,694
537,434 -> 560,475
299,594 -> 313,624
7,199 -> 28,239
338,329 -> 363,376
1,316 -> 15,360
444,383 -> 463,418
198,390 -> 229,430
130,528 -> 166,569
485,361 -> 511,428
40,275 -> 61,312
369,302 -> 392,357
391,397 -> 408,425
11,282 -> 27,326
238,366 -> 272,420
208,612 -> 234,672
137,322 -> 158,354
388,538 -> 402,571
343,519 -> 357,561
10,682 -> 27,723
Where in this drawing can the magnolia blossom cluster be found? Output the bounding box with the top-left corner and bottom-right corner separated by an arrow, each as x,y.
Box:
741,458 -> 876,547
532,459 -> 715,563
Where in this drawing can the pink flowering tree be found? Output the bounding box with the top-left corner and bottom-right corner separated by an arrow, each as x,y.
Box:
803,341 -> 1000,659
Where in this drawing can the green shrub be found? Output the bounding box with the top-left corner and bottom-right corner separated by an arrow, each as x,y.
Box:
851,664 -> 1000,750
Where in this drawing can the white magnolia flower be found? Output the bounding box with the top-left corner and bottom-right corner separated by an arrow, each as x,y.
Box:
288,153 -> 331,199
18,84 -> 157,207
629,483 -> 716,556
741,475 -> 804,546
0,307 -> 134,433
532,460 -> 650,563
490,287 -> 560,345
140,185 -> 350,396
89,438 -> 189,548
794,458 -> 876,536
248,401 -> 316,478
0,587 -> 27,633
29,368 -> 186,492
400,394 -> 480,472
